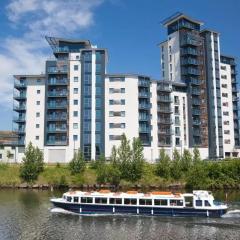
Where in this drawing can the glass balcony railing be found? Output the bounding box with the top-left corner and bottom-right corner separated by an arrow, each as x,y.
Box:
48,91 -> 68,97
47,127 -> 67,132
48,78 -> 68,85
157,85 -> 172,92
192,109 -> 201,115
13,116 -> 26,122
47,102 -> 67,108
138,80 -> 149,87
139,115 -> 150,121
139,92 -> 150,98
181,48 -> 198,56
157,106 -> 173,113
13,104 -> 26,111
139,127 -> 150,133
14,80 -> 27,88
191,78 -> 201,85
139,103 -> 151,109
158,129 -> 173,135
157,96 -> 172,102
47,66 -> 68,74
181,58 -> 200,65
46,139 -> 67,145
47,115 -> 67,121
192,99 -> 201,105
14,127 -> 25,133
193,120 -> 201,125
158,118 -> 172,124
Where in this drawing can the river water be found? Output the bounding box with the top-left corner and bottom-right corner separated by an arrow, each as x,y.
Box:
0,189 -> 239,240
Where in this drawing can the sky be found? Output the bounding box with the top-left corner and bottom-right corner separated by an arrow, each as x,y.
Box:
0,0 -> 239,130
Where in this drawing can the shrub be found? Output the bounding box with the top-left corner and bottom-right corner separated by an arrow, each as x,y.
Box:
69,150 -> 86,175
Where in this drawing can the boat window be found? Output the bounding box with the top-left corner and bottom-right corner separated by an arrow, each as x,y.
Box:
139,199 -> 152,205
73,197 -> 79,203
95,198 -> 107,204
63,195 -> 66,199
196,200 -> 202,206
205,200 -> 211,207
124,198 -> 137,205
81,197 -> 93,203
110,198 -> 122,204
170,199 -> 183,206
66,196 -> 72,202
154,199 -> 168,206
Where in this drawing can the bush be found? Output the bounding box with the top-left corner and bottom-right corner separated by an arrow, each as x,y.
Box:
69,150 -> 86,175
20,142 -> 44,183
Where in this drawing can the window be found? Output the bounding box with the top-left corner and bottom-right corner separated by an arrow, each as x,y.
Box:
224,130 -> 230,134
139,199 -> 152,205
175,106 -> 179,114
74,65 -> 79,71
73,111 -> 78,117
222,93 -> 228,97
37,90 -> 40,94
109,123 -> 125,128
204,200 -> 211,207
223,111 -> 229,116
96,122 -> 101,131
35,136 -> 39,140
73,123 -> 78,129
174,96 -> 179,104
74,76 -> 79,82
169,45 -> 172,53
73,88 -> 78,94
109,198 -> 122,205
170,73 -> 172,80
175,138 -> 180,146
36,112 -> 40,117
221,84 -> 227,88
124,199 -> 137,205
76,55 -> 80,60
221,75 -> 227,79
154,199 -> 168,206
221,66 -> 226,70
37,79 -> 41,83
170,199 -> 183,206
169,54 -> 172,62
84,134 -> 91,144
73,197 -> 79,203
109,77 -> 125,82
96,98 -> 102,108
223,102 -> 228,107
95,198 -> 107,204
96,110 -> 102,119
175,116 -> 180,125
84,98 -> 91,108
67,196 -> 72,202
74,100 -> 78,105
225,139 -> 231,144
84,86 -> 91,95
36,101 -> 40,105
36,124 -> 40,128
162,71 -> 165,78
195,200 -> 202,206
109,135 -> 122,140
95,134 -> 101,144
170,64 -> 172,71
224,121 -> 229,125
109,111 -> 125,117
81,197 -> 93,203
96,87 -> 102,95
0,154 -> 2,159
73,135 -> 78,141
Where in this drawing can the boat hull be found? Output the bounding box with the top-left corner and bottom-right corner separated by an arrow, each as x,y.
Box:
51,200 -> 227,218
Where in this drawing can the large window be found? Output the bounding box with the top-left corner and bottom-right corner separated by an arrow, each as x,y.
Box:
154,199 -> 168,206
95,198 -> 107,204
139,199 -> 152,205
124,198 -> 137,205
170,199 -> 183,206
81,197 -> 93,203
109,198 -> 122,205
73,197 -> 79,203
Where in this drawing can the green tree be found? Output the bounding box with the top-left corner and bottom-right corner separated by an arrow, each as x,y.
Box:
181,149 -> 192,172
20,142 -> 44,183
129,137 -> 145,182
156,148 -> 171,179
95,155 -> 108,184
117,134 -> 132,180
108,146 -> 121,185
170,148 -> 182,180
193,148 -> 201,164
69,150 -> 86,175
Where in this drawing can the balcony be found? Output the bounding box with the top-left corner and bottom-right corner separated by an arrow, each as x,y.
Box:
192,89 -> 201,95
181,58 -> 200,66
14,80 -> 27,89
13,92 -> 26,100
46,140 -> 67,145
13,104 -> 26,111
193,120 -> 201,125
181,48 -> 198,56
138,79 -> 149,87
48,91 -> 68,97
158,129 -> 173,135
158,118 -> 173,124
139,115 -> 150,121
139,92 -> 150,98
157,96 -> 172,102
47,115 -> 67,121
192,99 -> 201,105
47,66 -> 68,74
175,132 -> 181,136
47,126 -> 67,133
139,103 -> 151,109
181,36 -> 201,47
13,116 -> 25,122
193,130 -> 201,136
47,102 -> 68,109
157,85 -> 172,92
14,127 -> 25,134
18,139 -> 25,145
157,106 -> 173,113
182,68 -> 200,76
48,78 -> 68,85
192,109 -> 201,115
54,47 -> 69,53
191,78 -> 201,85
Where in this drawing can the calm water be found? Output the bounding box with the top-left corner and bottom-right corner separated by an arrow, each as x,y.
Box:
0,190 -> 239,240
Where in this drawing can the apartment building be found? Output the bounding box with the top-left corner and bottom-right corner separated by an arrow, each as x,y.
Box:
9,13 -> 240,163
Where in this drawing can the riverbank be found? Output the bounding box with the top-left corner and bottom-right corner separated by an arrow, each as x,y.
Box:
1,161 -> 240,191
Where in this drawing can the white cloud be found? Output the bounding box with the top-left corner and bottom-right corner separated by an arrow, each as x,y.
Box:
0,0 -> 105,109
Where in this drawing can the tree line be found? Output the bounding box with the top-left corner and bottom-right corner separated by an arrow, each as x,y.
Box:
19,136 -> 240,190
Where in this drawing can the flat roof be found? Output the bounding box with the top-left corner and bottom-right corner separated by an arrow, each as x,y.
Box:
106,73 -> 151,78
14,74 -> 45,79
162,12 -> 203,27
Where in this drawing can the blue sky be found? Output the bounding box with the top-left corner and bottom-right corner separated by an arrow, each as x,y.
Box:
0,0 -> 239,130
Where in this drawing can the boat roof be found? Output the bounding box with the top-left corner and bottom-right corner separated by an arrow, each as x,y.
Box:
64,190 -> 184,198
